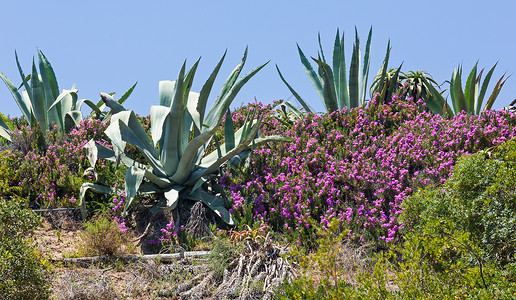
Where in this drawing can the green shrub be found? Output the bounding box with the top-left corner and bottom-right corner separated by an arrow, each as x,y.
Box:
278,140 -> 516,299
338,139 -> 516,298
0,197 -> 52,299
72,212 -> 137,257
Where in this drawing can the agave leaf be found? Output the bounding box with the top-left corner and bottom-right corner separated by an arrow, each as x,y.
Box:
159,185 -> 186,210
296,44 -> 325,104
37,50 -> 59,98
477,63 -> 497,114
48,89 -> 76,114
150,105 -> 170,147
16,55 -> 32,96
84,140 -> 140,169
203,60 -> 268,130
186,91 -> 202,133
276,65 -> 313,113
64,111 -> 82,132
0,117 -> 11,141
190,176 -> 207,195
224,109 -> 235,151
361,27 -> 372,102
160,63 -> 186,176
186,188 -> 234,225
105,111 -> 132,152
373,40 -> 391,100
200,118 -> 260,168
38,51 -> 61,128
79,183 -> 114,220
124,166 -> 146,212
191,123 -> 262,183
386,63 -> 403,103
349,30 -> 361,108
84,139 -> 99,168
421,77 -> 452,116
0,72 -> 31,121
217,48 -> 247,107
312,57 -> 338,112
31,60 -> 48,133
196,51 -> 227,133
450,65 -> 467,113
484,74 -> 509,111
117,120 -> 167,177
333,30 -> 348,109
77,98 -> 104,116
118,82 -> 137,105
317,32 -> 327,64
239,109 -> 257,144
183,59 -> 200,103
170,125 -> 220,184
464,62 -> 478,113
281,100 -> 304,118
159,81 -> 175,107
100,92 -> 126,114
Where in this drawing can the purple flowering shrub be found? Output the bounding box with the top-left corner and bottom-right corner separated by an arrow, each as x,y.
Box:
0,119 -> 110,208
222,97 -> 516,246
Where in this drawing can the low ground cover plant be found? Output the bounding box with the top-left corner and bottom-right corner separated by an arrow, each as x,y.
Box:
222,96 -> 516,247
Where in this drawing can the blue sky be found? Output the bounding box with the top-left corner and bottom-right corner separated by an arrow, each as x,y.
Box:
0,0 -> 514,117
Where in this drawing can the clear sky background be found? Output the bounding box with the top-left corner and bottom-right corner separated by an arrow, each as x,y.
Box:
0,0 -> 514,117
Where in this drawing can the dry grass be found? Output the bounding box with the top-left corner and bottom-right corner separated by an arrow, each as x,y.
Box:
71,212 -> 139,257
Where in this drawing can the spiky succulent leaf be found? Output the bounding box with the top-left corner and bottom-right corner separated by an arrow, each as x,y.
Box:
124,166 -> 146,212
186,188 -> 234,225
312,58 -> 338,112
275,65 -> 313,113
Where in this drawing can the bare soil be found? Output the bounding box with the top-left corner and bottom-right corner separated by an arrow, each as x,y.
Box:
32,209 -> 296,299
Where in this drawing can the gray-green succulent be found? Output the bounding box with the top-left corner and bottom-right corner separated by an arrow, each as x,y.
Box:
277,27 -> 389,113
0,50 -> 134,143
80,49 -> 290,225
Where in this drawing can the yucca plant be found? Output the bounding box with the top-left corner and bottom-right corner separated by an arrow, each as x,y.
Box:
422,62 -> 508,116
277,27 -> 389,113
370,67 -> 440,102
80,49 -> 290,225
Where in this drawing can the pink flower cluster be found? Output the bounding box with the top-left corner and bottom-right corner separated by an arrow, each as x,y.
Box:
4,118 -> 108,208
222,98 -> 516,245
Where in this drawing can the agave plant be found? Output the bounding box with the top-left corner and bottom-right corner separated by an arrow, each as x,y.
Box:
80,49 -> 290,225
277,27 -> 389,113
0,50 -> 136,143
422,62 -> 508,116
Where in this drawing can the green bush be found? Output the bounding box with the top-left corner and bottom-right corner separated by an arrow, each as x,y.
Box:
342,139 -> 516,298
0,197 -> 52,299
278,140 -> 516,299
72,212 -> 137,257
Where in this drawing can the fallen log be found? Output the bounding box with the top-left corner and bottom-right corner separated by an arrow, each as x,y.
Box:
53,251 -> 210,266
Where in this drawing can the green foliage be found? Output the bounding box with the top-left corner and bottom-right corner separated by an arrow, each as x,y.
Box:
0,119 -> 109,209
208,236 -> 243,280
422,62 -> 508,117
0,197 -> 52,299
370,68 -> 440,103
72,212 -> 137,257
402,140 -> 516,267
277,27 -> 389,113
81,49 -> 289,225
0,50 -> 136,147
278,219 -> 369,299
333,139 -> 516,298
